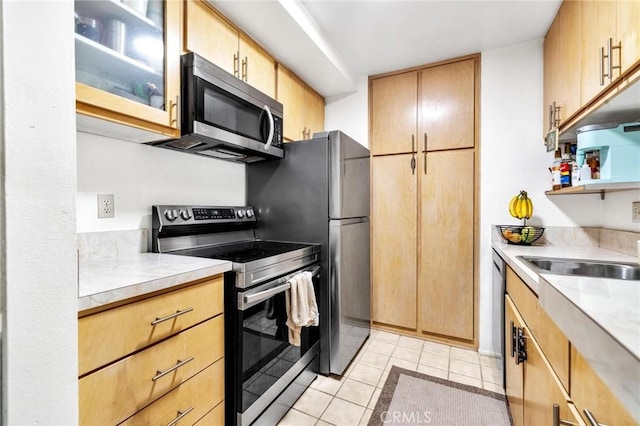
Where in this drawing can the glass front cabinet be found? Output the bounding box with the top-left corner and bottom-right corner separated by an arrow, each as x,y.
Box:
74,0 -> 180,139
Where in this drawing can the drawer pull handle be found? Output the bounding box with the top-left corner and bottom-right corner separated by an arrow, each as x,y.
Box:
583,409 -> 604,426
166,406 -> 195,426
151,307 -> 194,326
552,404 -> 579,426
152,356 -> 195,381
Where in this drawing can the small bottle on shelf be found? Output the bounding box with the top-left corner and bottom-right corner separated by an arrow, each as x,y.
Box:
551,148 -> 562,190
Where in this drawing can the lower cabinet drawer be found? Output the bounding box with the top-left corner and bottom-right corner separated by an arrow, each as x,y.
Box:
195,401 -> 224,425
119,358 -> 225,425
79,276 -> 223,376
570,347 -> 636,426
80,315 -> 224,425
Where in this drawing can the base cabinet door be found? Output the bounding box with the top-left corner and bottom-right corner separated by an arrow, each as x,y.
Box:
522,326 -> 570,426
419,149 -> 474,340
371,154 -> 417,329
505,297 -> 524,426
570,347 -> 636,426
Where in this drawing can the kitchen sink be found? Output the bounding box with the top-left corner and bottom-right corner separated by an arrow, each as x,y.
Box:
518,256 -> 640,281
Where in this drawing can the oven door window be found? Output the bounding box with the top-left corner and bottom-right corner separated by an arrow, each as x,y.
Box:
195,77 -> 267,143
239,279 -> 319,413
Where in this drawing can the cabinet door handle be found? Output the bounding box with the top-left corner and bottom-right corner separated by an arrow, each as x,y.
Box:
608,37 -> 621,82
410,134 -> 416,174
553,102 -> 560,128
152,356 -> 195,381
515,327 -> 527,365
423,132 -> 427,152
233,52 -> 240,78
242,56 -> 248,81
552,404 -> 579,426
583,409 -> 604,426
166,406 -> 195,426
423,152 -> 427,174
151,307 -> 194,325
600,45 -> 606,86
170,95 -> 180,129
510,321 -> 516,358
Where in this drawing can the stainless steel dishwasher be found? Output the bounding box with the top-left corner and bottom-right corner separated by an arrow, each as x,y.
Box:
492,249 -> 506,380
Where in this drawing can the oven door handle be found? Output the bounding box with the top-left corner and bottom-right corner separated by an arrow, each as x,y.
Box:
240,265 -> 320,309
244,282 -> 291,306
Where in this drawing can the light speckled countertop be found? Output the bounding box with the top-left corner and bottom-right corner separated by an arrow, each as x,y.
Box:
78,253 -> 232,312
492,241 -> 640,421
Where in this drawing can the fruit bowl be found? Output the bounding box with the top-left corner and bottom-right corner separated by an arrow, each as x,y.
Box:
496,225 -> 545,245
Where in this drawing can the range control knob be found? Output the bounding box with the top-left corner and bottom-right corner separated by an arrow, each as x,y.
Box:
180,209 -> 192,220
237,209 -> 245,218
246,209 -> 254,218
164,209 -> 178,222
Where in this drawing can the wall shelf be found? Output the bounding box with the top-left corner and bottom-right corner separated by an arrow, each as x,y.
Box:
545,182 -> 640,199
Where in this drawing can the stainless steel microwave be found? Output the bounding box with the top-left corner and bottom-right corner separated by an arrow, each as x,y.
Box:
153,52 -> 284,163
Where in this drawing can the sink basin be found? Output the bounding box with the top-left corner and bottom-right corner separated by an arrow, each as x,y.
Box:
518,256 -> 640,281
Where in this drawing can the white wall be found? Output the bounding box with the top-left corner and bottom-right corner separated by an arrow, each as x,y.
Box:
1,1 -> 78,423
325,76 -> 369,148
76,133 -> 246,236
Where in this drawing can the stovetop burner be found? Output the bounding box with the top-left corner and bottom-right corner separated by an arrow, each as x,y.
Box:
177,240 -> 312,263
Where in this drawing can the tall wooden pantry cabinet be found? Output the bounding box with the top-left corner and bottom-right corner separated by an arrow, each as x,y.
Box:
369,55 -> 479,346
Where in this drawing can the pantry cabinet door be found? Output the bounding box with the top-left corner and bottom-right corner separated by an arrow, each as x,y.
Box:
371,154 -> 417,329
370,72 -> 418,156
419,149 -> 474,340
419,59 -> 475,151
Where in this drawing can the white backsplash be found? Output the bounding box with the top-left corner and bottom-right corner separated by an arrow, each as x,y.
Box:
77,229 -> 148,261
492,225 -> 640,256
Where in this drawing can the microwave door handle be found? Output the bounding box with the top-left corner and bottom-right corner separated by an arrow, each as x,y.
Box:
262,105 -> 275,150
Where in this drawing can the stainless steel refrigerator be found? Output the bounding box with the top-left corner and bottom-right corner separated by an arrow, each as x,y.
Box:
247,130 -> 371,376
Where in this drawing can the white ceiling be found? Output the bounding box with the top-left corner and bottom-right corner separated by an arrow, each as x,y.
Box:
210,0 -> 563,98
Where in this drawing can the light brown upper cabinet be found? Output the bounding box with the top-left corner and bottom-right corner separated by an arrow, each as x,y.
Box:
543,0 -> 581,135
370,71 -> 418,155
580,0 -> 640,102
75,0 -> 181,138
544,0 -> 640,135
419,60 -> 475,151
276,65 -> 325,141
184,0 -> 276,98
617,0 -> 640,73
371,59 -> 476,156
580,1 -> 617,104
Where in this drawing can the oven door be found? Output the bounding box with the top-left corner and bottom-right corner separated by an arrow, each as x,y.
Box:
227,265 -> 321,426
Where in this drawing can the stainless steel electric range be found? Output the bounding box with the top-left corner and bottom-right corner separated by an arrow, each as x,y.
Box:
152,205 -> 321,426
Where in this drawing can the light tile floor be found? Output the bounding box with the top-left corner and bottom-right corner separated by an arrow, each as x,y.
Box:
278,329 -> 504,426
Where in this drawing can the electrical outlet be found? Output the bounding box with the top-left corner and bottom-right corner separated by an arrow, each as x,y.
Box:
97,194 -> 115,218
633,201 -> 640,223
